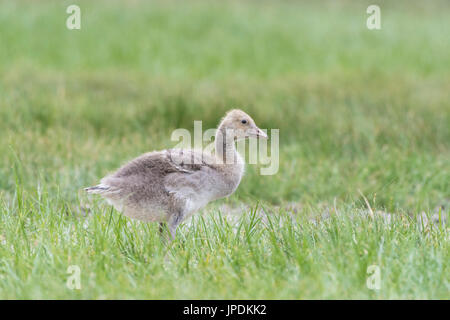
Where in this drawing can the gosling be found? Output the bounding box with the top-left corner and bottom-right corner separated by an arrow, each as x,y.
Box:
85,109 -> 267,239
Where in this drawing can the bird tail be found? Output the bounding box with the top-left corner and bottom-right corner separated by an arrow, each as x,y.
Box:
84,184 -> 110,194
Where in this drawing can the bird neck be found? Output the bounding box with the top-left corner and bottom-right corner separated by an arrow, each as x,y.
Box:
215,126 -> 237,164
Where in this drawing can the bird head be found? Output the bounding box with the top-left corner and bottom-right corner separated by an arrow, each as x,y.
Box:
218,109 -> 268,141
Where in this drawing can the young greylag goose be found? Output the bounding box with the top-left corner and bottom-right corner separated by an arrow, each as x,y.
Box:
85,109 -> 267,239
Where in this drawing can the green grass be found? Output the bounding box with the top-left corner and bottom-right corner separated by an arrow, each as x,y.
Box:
0,0 -> 449,299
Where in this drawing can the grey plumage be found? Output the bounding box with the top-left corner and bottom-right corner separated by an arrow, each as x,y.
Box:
85,109 -> 267,239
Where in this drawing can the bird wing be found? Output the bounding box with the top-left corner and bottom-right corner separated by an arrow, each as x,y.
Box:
164,148 -> 216,173
109,149 -> 209,178
98,149 -> 217,204
163,149 -> 218,202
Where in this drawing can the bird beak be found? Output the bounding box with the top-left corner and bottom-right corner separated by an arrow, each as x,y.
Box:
255,127 -> 268,139
244,127 -> 268,140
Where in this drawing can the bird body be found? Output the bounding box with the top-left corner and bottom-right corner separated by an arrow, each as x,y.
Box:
85,109 -> 267,238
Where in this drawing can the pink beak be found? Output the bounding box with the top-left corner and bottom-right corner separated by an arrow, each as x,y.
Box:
256,127 -> 268,139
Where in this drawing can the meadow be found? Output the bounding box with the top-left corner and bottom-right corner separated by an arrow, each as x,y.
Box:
0,0 -> 448,299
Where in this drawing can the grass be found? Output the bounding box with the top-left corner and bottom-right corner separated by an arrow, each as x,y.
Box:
0,0 -> 449,299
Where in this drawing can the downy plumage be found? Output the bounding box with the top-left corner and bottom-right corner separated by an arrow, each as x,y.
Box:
85,109 -> 267,239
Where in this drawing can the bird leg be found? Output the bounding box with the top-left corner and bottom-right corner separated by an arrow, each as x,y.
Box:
167,211 -> 184,241
159,222 -> 166,239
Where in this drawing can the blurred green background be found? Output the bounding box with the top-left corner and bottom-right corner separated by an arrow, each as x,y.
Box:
0,0 -> 449,300
1,0 -> 448,210
0,1 -> 450,209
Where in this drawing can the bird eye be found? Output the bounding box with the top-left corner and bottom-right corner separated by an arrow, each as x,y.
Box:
241,119 -> 247,124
